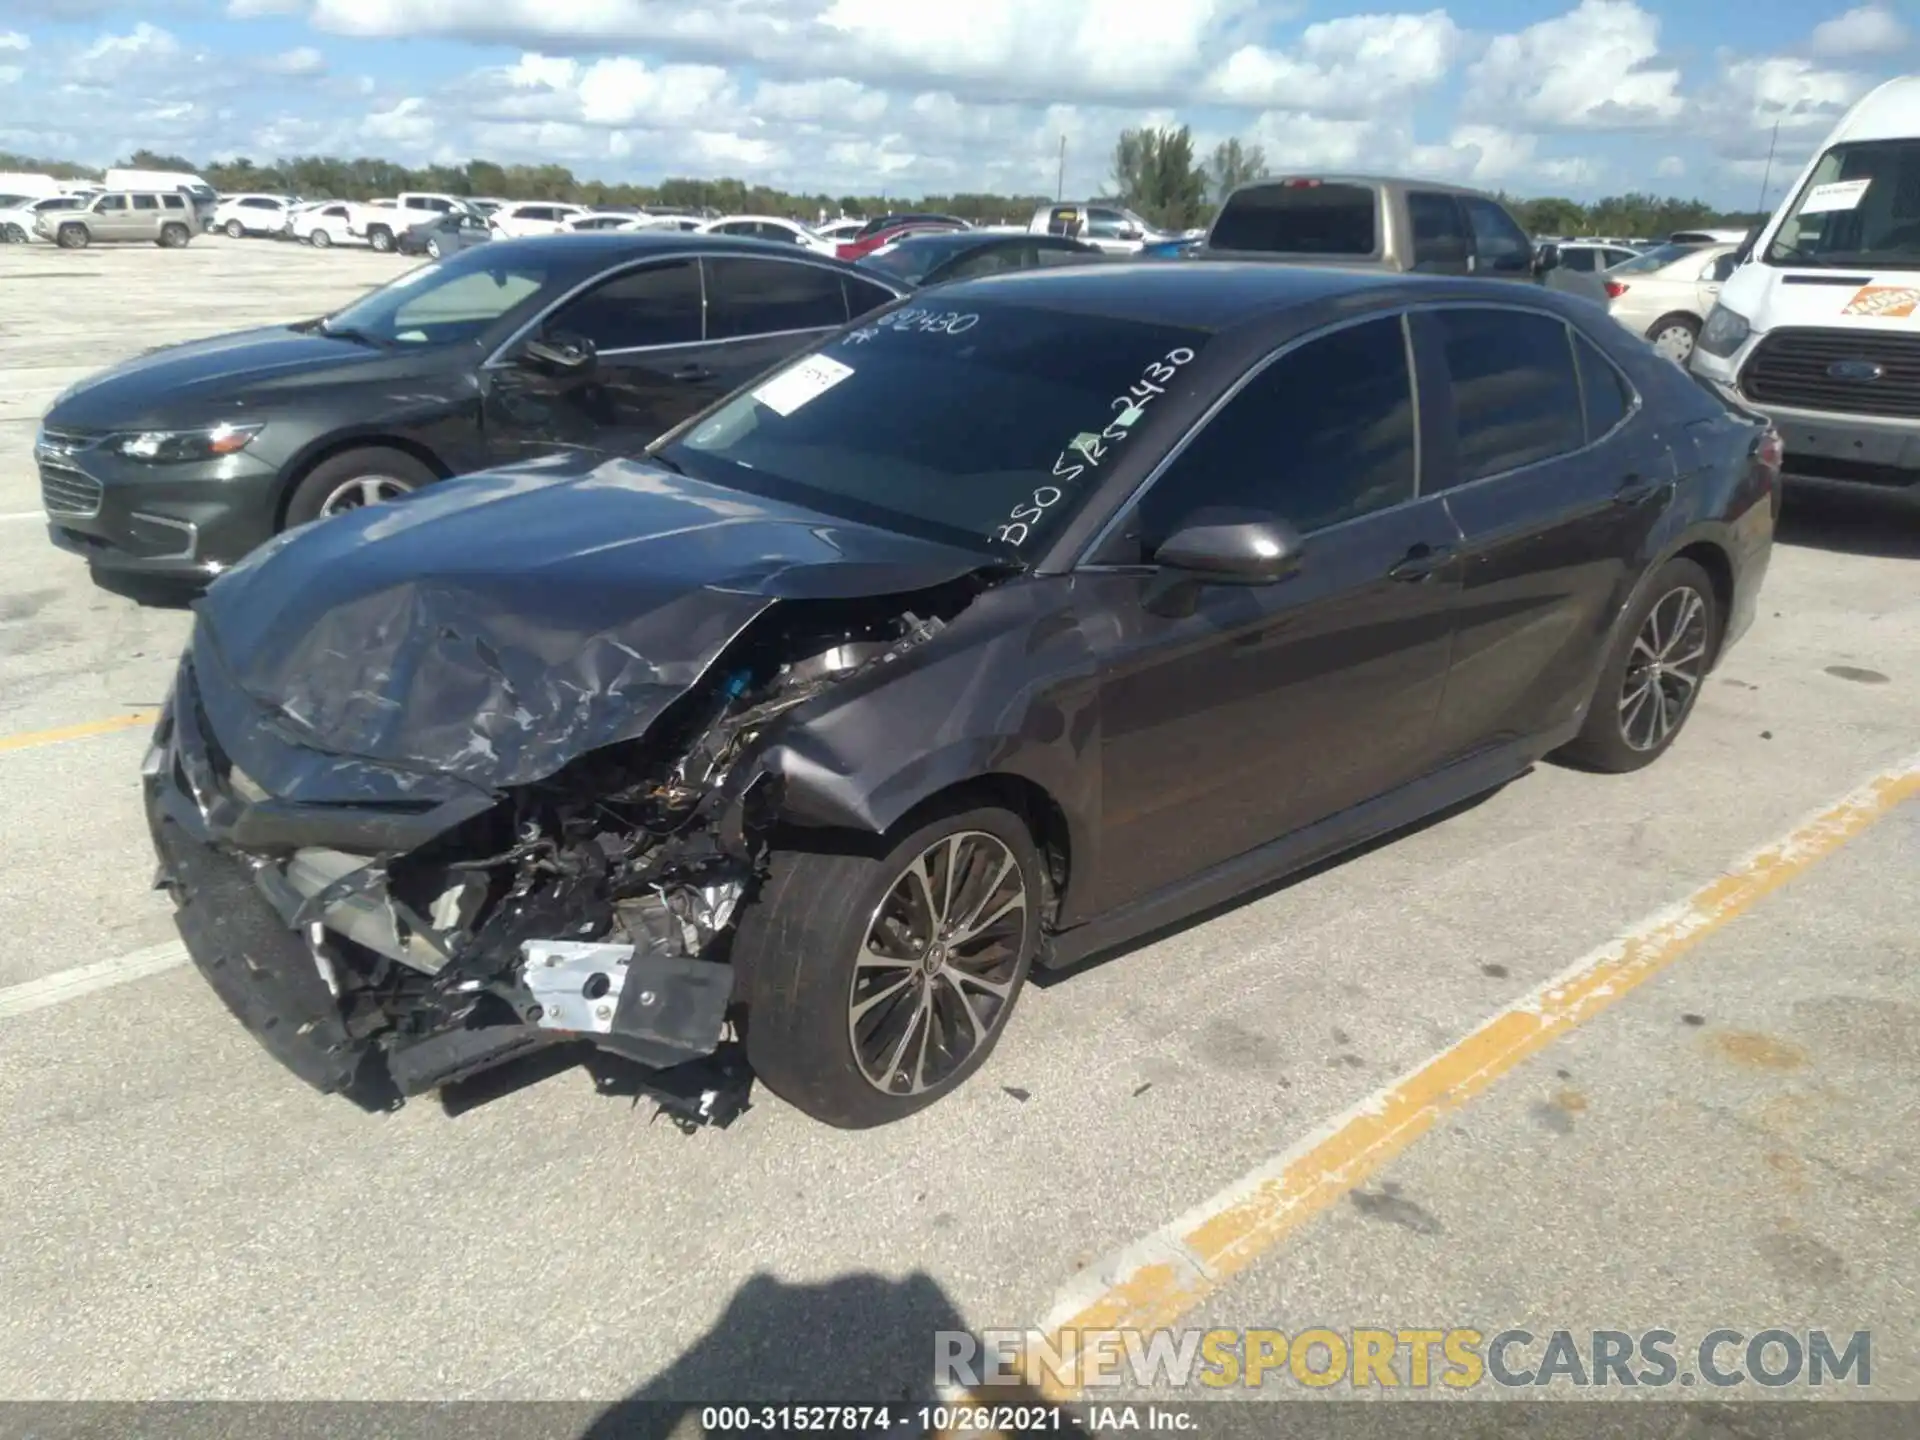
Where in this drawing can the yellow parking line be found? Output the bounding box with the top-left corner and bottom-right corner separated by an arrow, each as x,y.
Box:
0,711 -> 155,755
1030,749 -> 1920,1396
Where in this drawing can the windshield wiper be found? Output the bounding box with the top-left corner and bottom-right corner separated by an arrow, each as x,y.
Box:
318,320 -> 392,347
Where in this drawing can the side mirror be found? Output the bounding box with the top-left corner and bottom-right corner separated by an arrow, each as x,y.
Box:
1155,516 -> 1304,585
521,331 -> 595,374
1533,245 -> 1560,276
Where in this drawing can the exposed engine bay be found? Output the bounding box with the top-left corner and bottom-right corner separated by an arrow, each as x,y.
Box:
150,577 -> 987,1116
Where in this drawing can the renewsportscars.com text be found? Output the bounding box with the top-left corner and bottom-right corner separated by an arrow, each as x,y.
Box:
938,1327 -> 1872,1391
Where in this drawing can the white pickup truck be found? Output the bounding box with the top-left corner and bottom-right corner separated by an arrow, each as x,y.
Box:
347,193 -> 480,252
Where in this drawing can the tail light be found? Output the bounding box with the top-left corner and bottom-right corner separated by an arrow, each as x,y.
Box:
1279,178 -> 1322,188
1604,280 -> 1628,299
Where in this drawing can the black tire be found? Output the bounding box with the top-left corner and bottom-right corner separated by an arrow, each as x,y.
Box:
738,800 -> 1043,1128
368,226 -> 394,253
1645,312 -> 1700,365
56,223 -> 88,250
426,237 -> 442,260
310,227 -> 331,249
158,223 -> 189,248
0,222 -> 25,244
282,446 -> 435,529
1558,557 -> 1721,773
225,219 -> 245,240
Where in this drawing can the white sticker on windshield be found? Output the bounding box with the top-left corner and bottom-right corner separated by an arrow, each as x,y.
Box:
752,354 -> 855,417
1801,178 -> 1871,214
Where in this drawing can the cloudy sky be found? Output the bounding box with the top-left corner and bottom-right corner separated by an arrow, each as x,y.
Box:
0,0 -> 1912,204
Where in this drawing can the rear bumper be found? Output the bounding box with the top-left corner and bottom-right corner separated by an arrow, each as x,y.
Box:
1701,384 -> 1920,497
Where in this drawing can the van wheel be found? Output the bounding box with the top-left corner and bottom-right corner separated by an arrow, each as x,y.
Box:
158,223 -> 189,248
737,800 -> 1043,1128
283,447 -> 435,528
1646,313 -> 1700,365
368,227 -> 394,253
1558,557 -> 1721,773
56,223 -> 88,249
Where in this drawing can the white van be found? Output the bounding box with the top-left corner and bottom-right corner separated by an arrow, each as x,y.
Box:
0,172 -> 66,199
1690,76 -> 1920,502
103,168 -> 217,217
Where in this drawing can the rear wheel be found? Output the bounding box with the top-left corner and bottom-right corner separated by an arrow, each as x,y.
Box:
56,223 -> 88,249
158,223 -> 189,248
310,227 -> 332,249
1646,313 -> 1700,365
0,222 -> 25,244
368,226 -> 394,253
426,237 -> 442,259
1558,557 -> 1720,773
224,219 -> 245,240
738,801 -> 1043,1128
283,446 -> 435,529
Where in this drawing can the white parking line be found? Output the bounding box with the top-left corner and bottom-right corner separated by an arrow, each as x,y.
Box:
0,511 -> 46,524
0,940 -> 186,1021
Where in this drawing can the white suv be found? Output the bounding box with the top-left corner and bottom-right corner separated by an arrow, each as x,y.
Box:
213,194 -> 296,239
489,202 -> 588,238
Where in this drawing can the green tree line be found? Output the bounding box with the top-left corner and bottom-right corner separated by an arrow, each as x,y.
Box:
4,139 -> 1766,238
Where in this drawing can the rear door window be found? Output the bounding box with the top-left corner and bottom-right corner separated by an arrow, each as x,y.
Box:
1433,308 -> 1586,483
843,275 -> 898,317
161,195 -> 185,210
704,257 -> 848,339
1574,334 -> 1634,441
132,195 -> 159,211
1407,192 -> 1470,269
1209,182 -> 1377,255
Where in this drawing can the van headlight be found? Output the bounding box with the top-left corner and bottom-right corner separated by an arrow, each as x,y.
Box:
109,421 -> 262,464
1697,304 -> 1753,359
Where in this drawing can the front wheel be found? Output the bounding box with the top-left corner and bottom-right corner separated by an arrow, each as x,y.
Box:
56,224 -> 88,249
1558,557 -> 1721,773
737,801 -> 1043,1128
282,446 -> 434,528
426,237 -> 442,259
0,222 -> 25,244
1646,313 -> 1700,365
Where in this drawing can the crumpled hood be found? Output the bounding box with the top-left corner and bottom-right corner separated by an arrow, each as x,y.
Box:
189,455 -> 993,797
46,325 -> 436,430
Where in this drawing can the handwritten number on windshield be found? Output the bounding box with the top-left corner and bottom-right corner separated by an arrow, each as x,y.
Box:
993,347 -> 1196,547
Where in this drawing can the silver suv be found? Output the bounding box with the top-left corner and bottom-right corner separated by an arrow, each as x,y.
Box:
37,191 -> 200,249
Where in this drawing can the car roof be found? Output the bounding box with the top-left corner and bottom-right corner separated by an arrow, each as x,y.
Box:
480,230 -> 880,272
1224,174 -> 1503,202
927,261 -> 1587,332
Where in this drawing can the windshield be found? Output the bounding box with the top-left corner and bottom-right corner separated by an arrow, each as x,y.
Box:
318,250 -> 553,345
653,301 -> 1211,557
859,235 -> 979,283
1765,139 -> 1920,269
1612,243 -> 1703,275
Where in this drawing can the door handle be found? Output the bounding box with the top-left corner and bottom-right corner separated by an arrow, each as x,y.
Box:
671,364 -> 714,382
1613,476 -> 1660,507
1387,542 -> 1453,582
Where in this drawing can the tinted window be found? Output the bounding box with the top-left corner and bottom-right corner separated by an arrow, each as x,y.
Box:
1034,242 -> 1095,266
705,257 -> 847,338
843,275 -> 897,317
1408,192 -> 1469,268
161,195 -> 184,210
942,243 -> 1029,279
1210,182 -> 1376,255
132,195 -> 159,211
242,197 -> 276,210
96,196 -> 127,212
1574,334 -> 1633,441
1086,208 -> 1130,239
1435,308 -> 1585,483
658,304 -> 1210,557
552,260 -> 703,350
1561,247 -> 1597,272
1136,316 -> 1415,544
1462,197 -> 1532,274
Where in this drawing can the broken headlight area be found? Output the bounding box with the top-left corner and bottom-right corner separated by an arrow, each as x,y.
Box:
163,586 -> 974,1110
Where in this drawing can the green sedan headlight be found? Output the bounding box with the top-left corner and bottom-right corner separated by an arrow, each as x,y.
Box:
111,421 -> 262,464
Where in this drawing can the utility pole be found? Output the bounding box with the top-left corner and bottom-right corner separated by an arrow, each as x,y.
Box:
1755,119 -> 1780,215
1057,135 -> 1066,202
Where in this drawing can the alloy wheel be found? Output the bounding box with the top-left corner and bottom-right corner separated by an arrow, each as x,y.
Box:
848,831 -> 1029,1096
1652,323 -> 1696,364
1620,585 -> 1708,751
318,474 -> 413,516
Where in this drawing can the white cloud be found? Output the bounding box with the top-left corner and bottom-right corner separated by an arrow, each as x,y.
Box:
1656,154 -> 1685,177
65,22 -> 184,87
1204,10 -> 1462,117
1466,0 -> 1683,130
1694,53 -> 1869,163
1809,5 -> 1908,58
260,45 -> 327,76
0,31 -> 30,50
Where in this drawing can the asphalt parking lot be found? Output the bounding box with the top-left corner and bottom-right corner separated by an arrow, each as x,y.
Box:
1,241 -> 1917,1417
